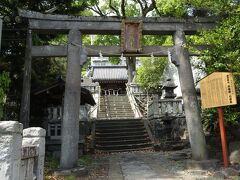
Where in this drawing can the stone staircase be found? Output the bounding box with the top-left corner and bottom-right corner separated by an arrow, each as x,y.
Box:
94,119 -> 152,152
94,95 -> 152,152
97,95 -> 135,119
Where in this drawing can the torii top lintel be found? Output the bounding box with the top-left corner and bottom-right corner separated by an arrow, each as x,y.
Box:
18,9 -> 216,35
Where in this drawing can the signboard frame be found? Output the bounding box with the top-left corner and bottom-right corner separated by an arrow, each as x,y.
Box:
200,72 -> 238,168
200,72 -> 237,109
121,20 -> 142,53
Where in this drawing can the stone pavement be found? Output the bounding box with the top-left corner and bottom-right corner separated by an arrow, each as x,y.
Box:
108,150 -> 208,180
85,149 -> 240,180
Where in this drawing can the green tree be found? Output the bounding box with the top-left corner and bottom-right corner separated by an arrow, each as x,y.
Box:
198,3 -> 240,130
0,72 -> 10,119
200,8 -> 240,74
155,0 -> 234,17
136,57 -> 167,89
0,0 -> 96,120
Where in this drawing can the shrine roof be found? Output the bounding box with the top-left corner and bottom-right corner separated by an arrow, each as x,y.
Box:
92,67 -> 128,82
33,78 -> 96,106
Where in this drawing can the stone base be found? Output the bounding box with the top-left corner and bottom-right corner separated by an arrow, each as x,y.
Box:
54,166 -> 88,177
185,159 -> 219,170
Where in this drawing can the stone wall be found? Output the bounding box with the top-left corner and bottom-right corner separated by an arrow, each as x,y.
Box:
147,95 -> 188,150
0,121 -> 46,180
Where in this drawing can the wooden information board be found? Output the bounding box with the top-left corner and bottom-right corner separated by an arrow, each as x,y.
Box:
121,20 -> 142,53
200,72 -> 237,109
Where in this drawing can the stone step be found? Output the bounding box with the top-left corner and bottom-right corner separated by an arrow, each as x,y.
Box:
108,112 -> 135,114
103,107 -> 132,109
106,114 -> 135,117
98,94 -> 134,119
95,142 -> 152,151
95,131 -> 148,137
96,123 -> 144,129
97,115 -> 135,119
96,119 -> 141,124
103,107 -> 132,110
95,134 -> 149,141
99,110 -> 133,112
96,147 -> 152,153
96,127 -> 146,133
94,117 -> 152,152
96,138 -> 150,146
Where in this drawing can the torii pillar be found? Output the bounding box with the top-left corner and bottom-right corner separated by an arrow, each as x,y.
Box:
173,30 -> 208,160
60,29 -> 82,169
0,16 -> 2,51
20,29 -> 32,128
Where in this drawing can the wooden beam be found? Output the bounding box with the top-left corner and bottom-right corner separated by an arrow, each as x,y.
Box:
19,9 -> 216,35
32,45 -> 203,57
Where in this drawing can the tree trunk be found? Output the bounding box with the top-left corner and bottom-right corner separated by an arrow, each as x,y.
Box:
127,57 -> 136,83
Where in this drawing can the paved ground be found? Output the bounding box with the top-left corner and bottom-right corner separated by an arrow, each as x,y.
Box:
85,149 -> 237,180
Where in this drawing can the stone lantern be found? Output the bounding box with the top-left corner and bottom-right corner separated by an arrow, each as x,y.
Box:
162,78 -> 177,99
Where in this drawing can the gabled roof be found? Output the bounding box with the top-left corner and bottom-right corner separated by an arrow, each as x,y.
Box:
92,66 -> 128,82
33,78 -> 96,106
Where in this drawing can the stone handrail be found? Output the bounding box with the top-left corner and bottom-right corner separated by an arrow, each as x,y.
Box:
88,85 -> 100,119
127,83 -> 145,95
97,85 -> 101,113
0,121 -> 46,180
82,84 -> 99,94
148,97 -> 184,119
147,96 -> 159,119
126,84 -> 143,118
158,99 -> 184,117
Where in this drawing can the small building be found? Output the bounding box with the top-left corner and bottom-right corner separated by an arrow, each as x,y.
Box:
91,58 -> 128,95
33,77 -> 96,156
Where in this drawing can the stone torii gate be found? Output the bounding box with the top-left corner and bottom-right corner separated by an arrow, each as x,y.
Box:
19,9 -> 215,169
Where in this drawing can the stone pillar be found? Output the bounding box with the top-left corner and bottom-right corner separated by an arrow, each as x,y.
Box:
22,127 -> 46,180
173,30 -> 207,160
0,16 -> 2,51
0,121 -> 23,180
60,29 -> 81,169
152,94 -> 159,119
127,57 -> 136,83
20,29 -> 32,128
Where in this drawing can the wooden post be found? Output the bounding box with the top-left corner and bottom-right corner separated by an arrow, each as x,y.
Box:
20,29 -> 32,128
217,107 -> 229,168
173,30 -> 208,160
60,29 -> 81,169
